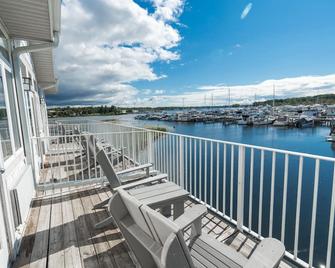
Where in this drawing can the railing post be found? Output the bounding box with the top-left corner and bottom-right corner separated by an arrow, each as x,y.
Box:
148,131 -> 154,164
179,136 -> 184,188
237,145 -> 245,231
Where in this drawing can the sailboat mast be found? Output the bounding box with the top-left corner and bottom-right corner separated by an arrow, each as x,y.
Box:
228,87 -> 231,107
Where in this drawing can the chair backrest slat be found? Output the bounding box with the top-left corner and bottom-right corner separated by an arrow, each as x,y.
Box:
96,149 -> 122,188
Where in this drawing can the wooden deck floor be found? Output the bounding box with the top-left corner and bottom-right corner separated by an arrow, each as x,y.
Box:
13,186 -> 135,268
13,183 -> 293,268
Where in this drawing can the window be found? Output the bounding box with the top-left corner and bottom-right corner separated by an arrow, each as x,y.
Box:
0,37 -> 9,62
0,75 -> 13,160
5,70 -> 21,150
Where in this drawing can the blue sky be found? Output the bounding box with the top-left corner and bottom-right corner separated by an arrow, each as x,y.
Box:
48,0 -> 335,106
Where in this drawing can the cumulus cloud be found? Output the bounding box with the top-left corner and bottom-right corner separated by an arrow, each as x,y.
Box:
134,74 -> 335,107
152,0 -> 185,22
48,0 -> 184,105
241,3 -> 253,20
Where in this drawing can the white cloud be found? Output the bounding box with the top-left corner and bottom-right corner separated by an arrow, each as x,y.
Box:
50,0 -> 184,105
241,3 -> 253,20
152,0 -> 184,22
133,74 -> 335,107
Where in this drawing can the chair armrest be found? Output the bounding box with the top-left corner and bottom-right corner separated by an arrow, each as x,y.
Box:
245,238 -> 285,268
114,173 -> 168,191
117,163 -> 152,175
174,204 -> 207,230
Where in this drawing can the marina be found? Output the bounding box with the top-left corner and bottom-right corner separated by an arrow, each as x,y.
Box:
1,0 -> 335,268
135,104 -> 335,128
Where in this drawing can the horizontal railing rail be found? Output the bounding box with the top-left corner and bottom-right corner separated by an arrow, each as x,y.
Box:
43,119 -> 335,268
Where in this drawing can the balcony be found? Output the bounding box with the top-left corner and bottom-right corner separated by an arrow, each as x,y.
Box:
15,120 -> 335,267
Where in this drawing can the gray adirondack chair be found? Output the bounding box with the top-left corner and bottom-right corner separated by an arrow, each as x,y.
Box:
93,147 -> 166,228
109,188 -> 286,268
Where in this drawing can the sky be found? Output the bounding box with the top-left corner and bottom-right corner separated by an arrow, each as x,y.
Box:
47,0 -> 335,107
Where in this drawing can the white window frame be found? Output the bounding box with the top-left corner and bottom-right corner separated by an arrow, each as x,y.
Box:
0,58 -> 24,165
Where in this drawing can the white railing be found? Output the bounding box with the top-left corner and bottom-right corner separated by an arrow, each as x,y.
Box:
32,130 -> 151,187
41,120 -> 335,268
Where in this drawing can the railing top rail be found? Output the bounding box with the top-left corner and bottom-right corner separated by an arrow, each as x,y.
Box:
49,119 -> 335,162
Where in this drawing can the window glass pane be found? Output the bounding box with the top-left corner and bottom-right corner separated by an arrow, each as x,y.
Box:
0,37 -> 9,61
5,70 -> 21,150
0,75 -> 13,160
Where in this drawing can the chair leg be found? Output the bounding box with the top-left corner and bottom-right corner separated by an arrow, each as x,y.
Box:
95,216 -> 114,229
93,198 -> 110,209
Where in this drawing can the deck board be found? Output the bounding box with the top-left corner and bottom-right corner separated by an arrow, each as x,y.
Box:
29,190 -> 52,268
48,189 -> 65,268
14,182 -> 292,268
62,187 -> 82,268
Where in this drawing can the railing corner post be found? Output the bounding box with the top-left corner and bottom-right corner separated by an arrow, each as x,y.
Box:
237,145 -> 246,231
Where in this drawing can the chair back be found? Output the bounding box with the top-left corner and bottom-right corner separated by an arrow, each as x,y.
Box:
110,189 -> 194,268
109,190 -> 158,267
140,204 -> 194,268
96,148 -> 121,188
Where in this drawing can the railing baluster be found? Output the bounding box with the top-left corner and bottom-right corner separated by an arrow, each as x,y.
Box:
216,143 -> 219,210
132,130 -> 135,163
170,135 -> 173,181
309,159 -> 320,267
179,136 -> 184,188
87,136 -> 91,180
190,138 -> 193,195
230,145 -> 234,220
237,145 -> 245,231
205,140 -> 208,203
160,133 -> 163,172
326,163 -> 335,268
199,139 -> 202,201
281,154 -> 289,243
94,136 -> 97,178
269,151 -> 276,237
248,148 -> 254,231
223,143 -> 226,215
210,141 -> 213,206
258,150 -> 264,237
194,139 -> 197,197
173,135 -> 176,182
294,156 -> 304,259
185,137 -> 188,190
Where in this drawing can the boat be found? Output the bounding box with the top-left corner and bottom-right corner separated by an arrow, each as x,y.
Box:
273,115 -> 289,127
237,119 -> 248,125
295,115 -> 314,128
326,125 -> 335,142
253,116 -> 275,126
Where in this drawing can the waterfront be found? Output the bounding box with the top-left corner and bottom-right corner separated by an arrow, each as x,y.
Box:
96,114 -> 335,157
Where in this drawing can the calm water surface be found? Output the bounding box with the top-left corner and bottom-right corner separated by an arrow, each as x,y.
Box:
110,114 -> 335,157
